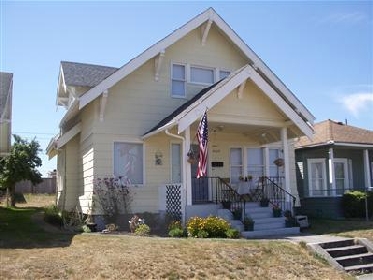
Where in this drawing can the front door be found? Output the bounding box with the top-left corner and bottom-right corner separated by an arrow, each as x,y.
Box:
190,144 -> 209,203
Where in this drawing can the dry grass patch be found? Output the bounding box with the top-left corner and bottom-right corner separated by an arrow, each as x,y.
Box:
0,234 -> 352,280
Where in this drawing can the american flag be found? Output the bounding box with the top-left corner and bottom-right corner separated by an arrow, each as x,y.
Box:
197,110 -> 208,178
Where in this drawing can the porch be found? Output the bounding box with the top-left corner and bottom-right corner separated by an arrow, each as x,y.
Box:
164,176 -> 300,237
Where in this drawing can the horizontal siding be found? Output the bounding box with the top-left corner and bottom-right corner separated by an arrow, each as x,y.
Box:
300,197 -> 344,219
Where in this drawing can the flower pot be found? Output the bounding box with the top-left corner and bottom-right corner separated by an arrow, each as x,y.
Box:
244,223 -> 254,231
222,201 -> 231,209
273,208 -> 282,217
260,199 -> 269,207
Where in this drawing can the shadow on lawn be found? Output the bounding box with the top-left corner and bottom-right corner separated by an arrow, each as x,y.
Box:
0,206 -> 75,249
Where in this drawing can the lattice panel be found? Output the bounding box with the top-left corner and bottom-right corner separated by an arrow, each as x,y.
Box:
166,184 -> 182,221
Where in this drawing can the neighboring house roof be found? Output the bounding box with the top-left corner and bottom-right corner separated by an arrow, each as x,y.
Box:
76,7 -> 314,126
295,119 -> 373,148
60,61 -> 118,88
0,72 -> 13,121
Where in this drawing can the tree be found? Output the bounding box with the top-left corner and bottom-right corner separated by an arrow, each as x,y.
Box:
0,135 -> 43,207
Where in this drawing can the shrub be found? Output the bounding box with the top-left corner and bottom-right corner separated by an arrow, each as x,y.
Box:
187,216 -> 231,238
225,228 -> 240,239
134,224 -> 151,236
43,205 -> 62,227
168,220 -> 185,237
341,191 -> 373,218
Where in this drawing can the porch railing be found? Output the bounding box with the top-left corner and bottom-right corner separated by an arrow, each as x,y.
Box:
259,176 -> 296,213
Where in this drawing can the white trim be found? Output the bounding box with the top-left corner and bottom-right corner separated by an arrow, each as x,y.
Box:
77,8 -> 314,126
171,63 -> 187,98
328,147 -> 335,196
57,122 -> 81,148
189,65 -> 215,86
364,149 -> 372,189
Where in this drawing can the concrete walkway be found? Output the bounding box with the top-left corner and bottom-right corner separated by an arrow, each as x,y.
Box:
285,234 -> 352,244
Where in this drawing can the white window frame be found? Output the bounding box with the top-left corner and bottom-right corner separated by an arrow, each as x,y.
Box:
218,69 -> 230,80
113,141 -> 144,185
229,147 -> 243,184
171,63 -> 186,98
307,158 -> 327,197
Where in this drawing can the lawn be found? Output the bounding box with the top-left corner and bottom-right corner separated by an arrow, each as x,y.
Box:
0,194 -> 368,279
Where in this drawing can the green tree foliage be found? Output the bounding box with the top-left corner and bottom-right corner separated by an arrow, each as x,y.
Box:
0,135 -> 43,206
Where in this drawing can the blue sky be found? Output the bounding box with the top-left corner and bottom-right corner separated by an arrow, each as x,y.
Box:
1,1 -> 372,176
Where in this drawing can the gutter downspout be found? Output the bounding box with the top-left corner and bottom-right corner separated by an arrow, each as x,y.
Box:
165,129 -> 189,224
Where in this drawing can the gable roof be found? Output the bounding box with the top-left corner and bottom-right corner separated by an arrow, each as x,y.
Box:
0,72 -> 13,120
295,119 -> 373,148
144,64 -> 314,139
61,61 -> 118,88
77,7 -> 314,127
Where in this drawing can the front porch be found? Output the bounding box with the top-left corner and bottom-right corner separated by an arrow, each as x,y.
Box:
164,176 -> 300,237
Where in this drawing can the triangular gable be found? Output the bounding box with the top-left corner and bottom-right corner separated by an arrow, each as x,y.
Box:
144,64 -> 314,139
78,7 -> 314,126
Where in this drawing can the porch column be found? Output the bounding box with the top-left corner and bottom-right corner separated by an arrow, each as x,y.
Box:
328,147 -> 336,196
364,149 -> 372,190
263,147 -> 270,176
185,127 -> 192,206
281,127 -> 290,194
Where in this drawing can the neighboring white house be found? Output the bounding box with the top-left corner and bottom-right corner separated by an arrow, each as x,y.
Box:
0,72 -> 13,158
47,8 -> 315,230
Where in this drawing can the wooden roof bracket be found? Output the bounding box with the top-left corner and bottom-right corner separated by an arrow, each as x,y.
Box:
99,89 -> 108,122
154,50 -> 165,81
237,79 -> 247,99
201,19 -> 213,46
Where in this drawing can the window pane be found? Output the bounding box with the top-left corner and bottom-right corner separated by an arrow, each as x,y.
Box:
247,148 -> 264,179
114,142 -> 143,184
190,67 -> 214,84
173,64 -> 185,80
172,81 -> 185,96
219,70 -> 230,80
230,148 -> 242,165
310,161 -> 325,196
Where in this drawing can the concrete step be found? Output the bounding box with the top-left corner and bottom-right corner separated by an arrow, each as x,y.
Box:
319,239 -> 355,249
254,220 -> 286,231
335,252 -> 373,267
326,245 -> 368,258
242,227 -> 300,239
345,263 -> 373,275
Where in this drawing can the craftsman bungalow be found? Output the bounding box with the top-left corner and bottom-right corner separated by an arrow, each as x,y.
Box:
295,119 -> 373,219
47,8 -> 315,233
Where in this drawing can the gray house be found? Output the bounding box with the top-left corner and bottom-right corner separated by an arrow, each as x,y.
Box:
295,119 -> 373,219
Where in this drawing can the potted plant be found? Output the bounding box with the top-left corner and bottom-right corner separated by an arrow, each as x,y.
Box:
272,203 -> 282,217
284,210 -> 298,227
243,216 -> 254,231
232,207 -> 242,220
260,197 -> 270,207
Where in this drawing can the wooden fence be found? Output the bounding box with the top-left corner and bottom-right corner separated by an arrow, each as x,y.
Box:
15,177 -> 57,194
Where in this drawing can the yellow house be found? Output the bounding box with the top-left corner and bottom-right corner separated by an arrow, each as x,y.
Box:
47,8 -> 315,236
0,72 -> 13,158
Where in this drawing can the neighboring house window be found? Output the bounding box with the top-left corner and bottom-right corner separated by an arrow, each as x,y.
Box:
172,64 -> 186,97
334,159 -> 349,195
114,142 -> 143,185
247,148 -> 264,180
219,70 -> 230,80
230,148 -> 243,184
190,66 -> 214,85
307,158 -> 327,196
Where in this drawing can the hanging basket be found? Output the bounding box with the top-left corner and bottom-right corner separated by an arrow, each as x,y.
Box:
187,148 -> 197,164
273,158 -> 284,167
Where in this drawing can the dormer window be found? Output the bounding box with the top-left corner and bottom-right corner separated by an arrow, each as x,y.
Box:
190,66 -> 214,85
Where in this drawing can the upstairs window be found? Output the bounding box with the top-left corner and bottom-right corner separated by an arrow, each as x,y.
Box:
190,66 -> 214,85
219,70 -> 230,80
172,64 -> 186,97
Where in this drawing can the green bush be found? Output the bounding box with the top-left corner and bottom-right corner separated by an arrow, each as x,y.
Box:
342,191 -> 371,218
168,220 -> 185,237
134,223 -> 151,236
225,228 -> 240,239
187,216 -> 231,238
43,205 -> 62,227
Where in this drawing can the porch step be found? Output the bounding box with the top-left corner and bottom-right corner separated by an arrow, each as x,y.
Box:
254,218 -> 286,231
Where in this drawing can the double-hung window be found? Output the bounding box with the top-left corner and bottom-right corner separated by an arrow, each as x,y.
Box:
114,142 -> 144,185
171,64 -> 186,98
307,158 -> 327,196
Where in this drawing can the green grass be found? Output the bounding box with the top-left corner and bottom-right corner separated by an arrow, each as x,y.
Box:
0,206 -> 71,248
